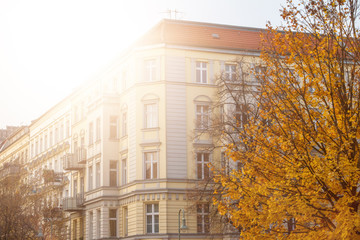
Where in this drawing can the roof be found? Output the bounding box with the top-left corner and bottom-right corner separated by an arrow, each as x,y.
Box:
134,19 -> 265,52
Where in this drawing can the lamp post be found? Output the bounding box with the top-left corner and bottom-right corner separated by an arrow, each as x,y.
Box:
178,208 -> 188,240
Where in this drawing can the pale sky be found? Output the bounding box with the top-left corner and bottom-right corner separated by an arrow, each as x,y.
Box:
0,0 -> 287,128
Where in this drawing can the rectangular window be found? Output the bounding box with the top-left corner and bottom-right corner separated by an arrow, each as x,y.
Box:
40,137 -> 43,153
89,211 -> 93,240
89,122 -> 94,145
197,152 -> 210,180
110,116 -> 118,139
96,209 -> 101,239
96,162 -> 100,188
44,135 -> 48,150
66,120 -> 70,138
196,61 -> 207,83
235,104 -> 248,128
146,204 -> 159,234
123,207 -> 128,237
55,127 -> 59,144
196,105 -> 209,129
122,112 -> 127,137
225,64 -> 237,81
144,152 -> 158,179
96,117 -> 101,141
122,158 -> 127,185
109,209 -> 117,237
144,104 -> 158,128
145,59 -> 156,82
50,131 -> 53,147
197,204 -> 210,233
60,123 -> 64,140
88,166 -> 93,190
110,160 -> 118,187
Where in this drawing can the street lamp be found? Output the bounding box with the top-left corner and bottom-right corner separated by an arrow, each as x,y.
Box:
178,208 -> 188,240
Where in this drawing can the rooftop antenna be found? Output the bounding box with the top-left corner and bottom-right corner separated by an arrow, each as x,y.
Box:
160,9 -> 184,20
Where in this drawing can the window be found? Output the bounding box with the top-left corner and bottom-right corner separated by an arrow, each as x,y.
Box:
122,112 -> 127,137
96,209 -> 101,239
225,64 -> 237,81
196,104 -> 209,129
89,211 -> 93,240
196,61 -> 207,83
146,204 -> 159,234
89,122 -> 94,145
109,209 -> 117,237
197,204 -> 210,233
110,160 -> 118,187
88,166 -> 93,190
197,152 -> 210,180
110,116 -> 118,139
122,158 -> 127,185
145,59 -> 156,82
96,117 -> 101,141
50,131 -> 53,147
44,134 -> 48,150
55,127 -> 59,144
123,207 -> 128,236
144,152 -> 158,179
96,162 -> 100,188
235,104 -> 248,128
144,103 -> 158,128
60,123 -> 64,140
40,137 -> 43,153
66,120 -> 70,138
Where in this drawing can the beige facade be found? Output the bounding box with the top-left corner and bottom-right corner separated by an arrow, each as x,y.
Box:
0,19 -> 263,239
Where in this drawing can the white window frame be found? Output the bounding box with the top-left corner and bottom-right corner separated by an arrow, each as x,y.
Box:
88,165 -> 93,190
196,152 -> 211,180
123,207 -> 128,237
96,117 -> 101,141
146,203 -> 159,234
89,122 -> 94,145
109,116 -> 118,139
196,61 -> 208,83
195,104 -> 210,129
144,103 -> 158,129
96,162 -> 100,188
145,59 -> 157,82
225,64 -> 237,81
144,151 -> 158,180
197,204 -> 210,233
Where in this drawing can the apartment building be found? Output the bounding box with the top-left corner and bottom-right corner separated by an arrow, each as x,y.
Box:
0,19 -> 263,239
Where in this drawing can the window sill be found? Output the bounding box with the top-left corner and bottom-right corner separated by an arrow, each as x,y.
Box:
141,127 -> 160,132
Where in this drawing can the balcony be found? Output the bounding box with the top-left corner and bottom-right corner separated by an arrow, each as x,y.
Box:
75,147 -> 87,164
43,170 -> 65,186
62,153 -> 85,170
62,193 -> 85,211
0,164 -> 21,180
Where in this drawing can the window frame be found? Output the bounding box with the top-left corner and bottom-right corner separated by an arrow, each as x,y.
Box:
109,160 -> 118,187
146,203 -> 159,234
109,209 -> 118,237
196,152 -> 211,180
144,59 -> 157,82
144,151 -> 158,180
144,103 -> 158,129
196,61 -> 208,84
197,203 -> 210,233
225,64 -> 237,81
195,104 -> 210,129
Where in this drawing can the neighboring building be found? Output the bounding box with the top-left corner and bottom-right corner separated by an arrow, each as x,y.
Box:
0,125 -> 20,144
0,19 -> 263,239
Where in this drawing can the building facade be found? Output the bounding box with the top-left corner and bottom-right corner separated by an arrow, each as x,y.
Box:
0,19 -> 263,239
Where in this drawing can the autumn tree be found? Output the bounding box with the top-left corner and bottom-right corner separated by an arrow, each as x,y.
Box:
214,0 -> 360,239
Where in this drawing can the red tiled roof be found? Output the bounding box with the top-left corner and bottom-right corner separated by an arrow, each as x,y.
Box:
134,19 -> 264,52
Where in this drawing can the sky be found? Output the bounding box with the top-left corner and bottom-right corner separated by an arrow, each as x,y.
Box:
0,0 -> 288,128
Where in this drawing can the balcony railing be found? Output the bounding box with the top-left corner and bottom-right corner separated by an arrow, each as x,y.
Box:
62,193 -> 85,211
62,153 -> 85,170
76,147 -> 87,164
43,170 -> 64,186
0,164 -> 21,179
